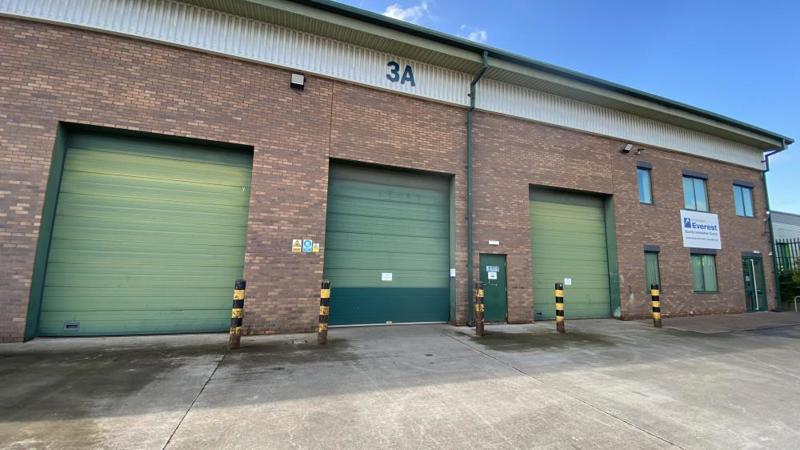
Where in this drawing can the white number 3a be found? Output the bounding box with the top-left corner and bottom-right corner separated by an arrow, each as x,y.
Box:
386,61 -> 416,86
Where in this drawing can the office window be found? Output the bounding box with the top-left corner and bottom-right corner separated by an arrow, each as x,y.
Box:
637,168 -> 653,204
683,176 -> 709,211
733,184 -> 754,217
645,251 -> 661,291
691,254 -> 718,293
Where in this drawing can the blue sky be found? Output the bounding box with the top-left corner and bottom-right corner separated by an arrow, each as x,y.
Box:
339,0 -> 799,213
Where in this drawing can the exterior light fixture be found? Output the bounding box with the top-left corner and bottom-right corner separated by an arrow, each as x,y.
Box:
621,143 -> 633,154
290,73 -> 305,90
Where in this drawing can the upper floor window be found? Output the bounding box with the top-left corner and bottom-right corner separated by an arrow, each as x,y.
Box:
683,175 -> 708,212
733,183 -> 754,217
637,168 -> 653,204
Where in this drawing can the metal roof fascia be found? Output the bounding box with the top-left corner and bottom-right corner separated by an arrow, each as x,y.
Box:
278,0 -> 794,146
237,0 -> 483,64
486,57 -> 786,148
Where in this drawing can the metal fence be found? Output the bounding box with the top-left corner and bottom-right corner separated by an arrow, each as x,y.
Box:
775,238 -> 800,273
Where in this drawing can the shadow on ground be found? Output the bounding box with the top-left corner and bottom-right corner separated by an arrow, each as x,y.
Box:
464,330 -> 616,351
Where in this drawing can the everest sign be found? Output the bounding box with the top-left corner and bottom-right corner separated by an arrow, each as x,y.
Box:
680,210 -> 721,249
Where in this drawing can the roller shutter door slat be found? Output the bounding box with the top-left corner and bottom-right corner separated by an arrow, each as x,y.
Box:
324,164 -> 450,325
530,189 -> 611,320
38,133 -> 252,336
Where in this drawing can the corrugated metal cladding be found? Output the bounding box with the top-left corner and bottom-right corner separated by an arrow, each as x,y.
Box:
477,80 -> 765,169
0,0 -> 470,106
0,0 -> 764,169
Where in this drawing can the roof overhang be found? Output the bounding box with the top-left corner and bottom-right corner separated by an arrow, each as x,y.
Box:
179,0 -> 793,150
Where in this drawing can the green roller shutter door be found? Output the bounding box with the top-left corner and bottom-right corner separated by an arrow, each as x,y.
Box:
38,132 -> 252,336
530,189 -> 611,320
324,163 -> 450,325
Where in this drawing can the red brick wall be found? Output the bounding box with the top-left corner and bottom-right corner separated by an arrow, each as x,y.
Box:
611,143 -> 775,319
473,112 -> 775,321
0,18 -> 775,341
472,113 -> 616,323
327,82 -> 469,323
0,18 -> 334,341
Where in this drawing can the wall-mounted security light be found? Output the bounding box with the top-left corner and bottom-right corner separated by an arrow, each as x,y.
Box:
620,143 -> 633,154
290,73 -> 305,90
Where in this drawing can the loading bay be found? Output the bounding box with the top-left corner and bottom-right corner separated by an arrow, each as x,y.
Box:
2,314 -> 800,449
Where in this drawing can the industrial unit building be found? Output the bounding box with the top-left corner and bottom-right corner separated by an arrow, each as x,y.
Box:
0,0 -> 793,342
772,211 -> 800,241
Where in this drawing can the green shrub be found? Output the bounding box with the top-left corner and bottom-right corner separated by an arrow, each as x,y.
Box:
780,267 -> 800,306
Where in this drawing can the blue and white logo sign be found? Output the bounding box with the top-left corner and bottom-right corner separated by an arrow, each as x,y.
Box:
680,210 -> 721,249
302,239 -> 313,253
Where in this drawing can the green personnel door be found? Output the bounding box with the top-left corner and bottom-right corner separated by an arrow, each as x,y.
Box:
38,131 -> 252,336
530,188 -> 611,320
324,163 -> 450,325
742,256 -> 767,312
480,254 -> 508,322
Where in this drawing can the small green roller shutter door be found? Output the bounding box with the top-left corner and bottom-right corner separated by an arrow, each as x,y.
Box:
38,132 -> 252,336
324,163 -> 450,325
530,188 -> 610,320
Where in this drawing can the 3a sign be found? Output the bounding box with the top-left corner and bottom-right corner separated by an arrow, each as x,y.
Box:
386,61 -> 416,86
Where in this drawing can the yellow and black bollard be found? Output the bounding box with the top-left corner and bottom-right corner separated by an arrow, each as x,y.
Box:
475,282 -> 485,336
228,279 -> 246,350
651,284 -> 662,328
555,282 -> 565,333
318,279 -> 331,344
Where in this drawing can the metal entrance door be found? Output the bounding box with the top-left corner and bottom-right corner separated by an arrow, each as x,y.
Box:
742,256 -> 767,312
480,254 -> 507,322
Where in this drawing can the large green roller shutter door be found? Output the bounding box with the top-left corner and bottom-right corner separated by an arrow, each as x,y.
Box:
324,163 -> 450,325
38,132 -> 252,336
530,188 -> 611,320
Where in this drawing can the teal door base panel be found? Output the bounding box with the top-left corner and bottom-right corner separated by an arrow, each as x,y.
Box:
329,287 -> 449,326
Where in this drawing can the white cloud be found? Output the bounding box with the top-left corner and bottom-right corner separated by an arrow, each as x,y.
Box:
383,1 -> 430,24
460,25 -> 488,43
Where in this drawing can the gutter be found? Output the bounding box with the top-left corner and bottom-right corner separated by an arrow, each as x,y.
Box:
762,139 -> 789,310
466,50 -> 489,325
295,0 -> 793,146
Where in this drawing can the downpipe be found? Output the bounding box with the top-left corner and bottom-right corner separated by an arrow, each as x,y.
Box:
762,139 -> 788,311
466,50 -> 489,326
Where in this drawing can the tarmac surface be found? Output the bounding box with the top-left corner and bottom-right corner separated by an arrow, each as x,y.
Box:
2,312 -> 800,449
